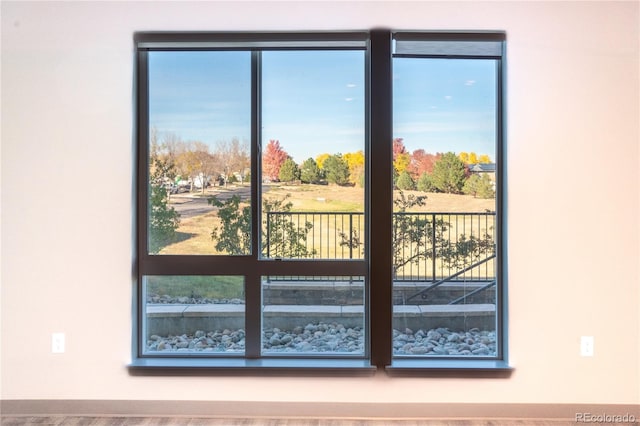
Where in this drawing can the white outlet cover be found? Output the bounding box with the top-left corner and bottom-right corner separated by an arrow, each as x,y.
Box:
52,332 -> 65,353
580,336 -> 594,357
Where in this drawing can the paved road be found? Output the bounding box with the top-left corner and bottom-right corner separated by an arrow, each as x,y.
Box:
170,186 -> 252,219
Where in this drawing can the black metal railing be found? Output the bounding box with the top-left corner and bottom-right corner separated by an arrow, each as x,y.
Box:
264,211 -> 496,282
265,211 -> 365,260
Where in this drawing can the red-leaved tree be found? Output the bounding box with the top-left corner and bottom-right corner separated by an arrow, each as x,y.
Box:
392,138 -> 407,160
408,149 -> 443,179
262,139 -> 289,182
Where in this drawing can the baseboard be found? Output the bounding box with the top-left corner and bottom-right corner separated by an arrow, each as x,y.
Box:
1,400 -> 639,420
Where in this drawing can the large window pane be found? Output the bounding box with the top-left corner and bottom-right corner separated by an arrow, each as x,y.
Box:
135,32 -> 506,368
147,51 -> 252,255
143,276 -> 245,355
260,50 -> 366,259
262,276 -> 365,355
392,58 -> 498,357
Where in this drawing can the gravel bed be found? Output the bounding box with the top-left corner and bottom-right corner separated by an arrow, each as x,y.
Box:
146,295 -> 244,305
393,327 -> 496,356
145,322 -> 496,356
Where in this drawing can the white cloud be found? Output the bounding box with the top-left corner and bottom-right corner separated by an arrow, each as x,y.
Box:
464,80 -> 476,86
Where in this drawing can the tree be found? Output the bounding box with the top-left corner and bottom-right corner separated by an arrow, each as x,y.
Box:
323,154 -> 350,185
396,170 -> 416,190
185,142 -> 218,194
408,149 -> 441,179
343,150 -> 365,186
468,152 -> 479,164
217,138 -> 250,186
392,191 -> 448,278
194,143 -> 219,193
278,158 -> 300,182
209,195 -> 251,255
392,138 -> 410,175
439,232 -> 496,271
392,191 -> 495,278
315,153 -> 330,170
210,194 -> 315,258
156,130 -> 183,175
458,152 -> 470,164
172,141 -> 218,193
459,151 -> 487,165
478,154 -> 491,164
233,138 -> 251,183
394,152 -> 411,175
392,138 -> 407,158
430,152 -> 467,194
148,156 -> 180,254
151,129 -> 183,195
300,157 -> 321,184
262,196 -> 315,258
416,172 -> 435,192
463,173 -> 495,198
175,150 -> 198,191
262,139 -> 288,181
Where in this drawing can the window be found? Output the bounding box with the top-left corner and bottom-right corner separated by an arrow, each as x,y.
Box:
133,31 -> 507,372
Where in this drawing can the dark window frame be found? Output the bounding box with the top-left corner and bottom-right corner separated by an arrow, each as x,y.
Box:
130,30 -> 510,375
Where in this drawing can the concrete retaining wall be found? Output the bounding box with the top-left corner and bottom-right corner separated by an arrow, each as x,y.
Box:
145,303 -> 495,337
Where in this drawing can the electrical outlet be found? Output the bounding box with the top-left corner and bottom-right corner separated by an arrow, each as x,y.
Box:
52,333 -> 65,353
580,336 -> 594,357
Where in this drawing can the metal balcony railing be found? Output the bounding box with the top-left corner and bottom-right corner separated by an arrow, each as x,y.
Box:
264,211 -> 496,282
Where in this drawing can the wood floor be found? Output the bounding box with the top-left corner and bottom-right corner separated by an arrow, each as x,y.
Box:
0,418 -> 584,426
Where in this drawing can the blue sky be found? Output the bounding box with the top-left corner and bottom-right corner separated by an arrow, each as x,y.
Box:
393,57 -> 496,158
149,50 -> 496,163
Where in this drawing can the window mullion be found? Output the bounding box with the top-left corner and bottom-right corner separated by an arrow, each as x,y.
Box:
136,49 -> 150,261
245,50 -> 262,358
369,30 -> 393,368
496,54 -> 507,361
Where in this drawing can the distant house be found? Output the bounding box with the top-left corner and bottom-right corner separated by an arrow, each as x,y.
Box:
469,163 -> 496,189
469,163 -> 496,174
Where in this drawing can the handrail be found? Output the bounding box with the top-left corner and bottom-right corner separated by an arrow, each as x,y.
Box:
267,211 -> 495,216
448,280 -> 496,305
405,254 -> 496,302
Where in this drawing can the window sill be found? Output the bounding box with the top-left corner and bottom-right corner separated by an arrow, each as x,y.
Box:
129,357 -> 511,377
129,357 -> 377,376
386,359 -> 513,377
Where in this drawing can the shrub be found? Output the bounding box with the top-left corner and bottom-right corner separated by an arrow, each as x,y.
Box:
463,173 -> 495,198
396,170 -> 416,190
417,172 -> 435,192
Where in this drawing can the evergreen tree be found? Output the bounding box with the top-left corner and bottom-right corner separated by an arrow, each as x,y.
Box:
278,158 -> 300,182
323,154 -> 350,185
431,152 -> 467,194
396,170 -> 416,190
416,172 -> 435,193
300,157 -> 321,184
463,173 -> 495,198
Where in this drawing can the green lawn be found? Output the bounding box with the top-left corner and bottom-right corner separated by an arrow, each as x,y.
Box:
145,275 -> 244,299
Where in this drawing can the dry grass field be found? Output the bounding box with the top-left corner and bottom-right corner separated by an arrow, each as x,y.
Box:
159,184 -> 496,256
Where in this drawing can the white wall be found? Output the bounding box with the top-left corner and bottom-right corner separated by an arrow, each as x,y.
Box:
1,0 -> 639,408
